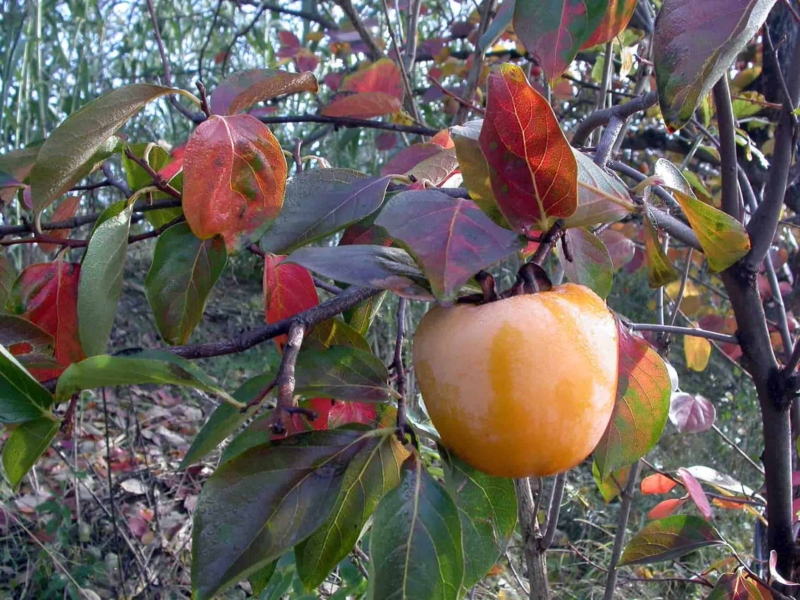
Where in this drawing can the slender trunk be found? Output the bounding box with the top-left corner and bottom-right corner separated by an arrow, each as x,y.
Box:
514,478 -> 550,600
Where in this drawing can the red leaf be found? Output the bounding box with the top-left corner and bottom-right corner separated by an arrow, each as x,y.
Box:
10,260 -> 84,380
641,473 -> 677,495
277,31 -> 301,58
209,69 -> 318,116
382,143 -> 444,177
339,221 -> 393,247
38,196 -> 80,254
328,401 -> 378,428
479,64 -> 578,232
376,132 -> 398,151
295,50 -> 320,73
264,255 -> 318,350
430,130 -> 455,149
158,144 -> 185,182
183,114 -> 287,251
322,92 -> 403,119
669,393 -> 716,434
647,498 -> 686,520
581,0 -> 639,48
678,467 -> 713,520
375,190 -> 524,301
341,58 -> 404,99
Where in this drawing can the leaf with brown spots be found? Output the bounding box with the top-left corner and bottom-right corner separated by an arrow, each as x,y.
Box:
183,114 -> 287,252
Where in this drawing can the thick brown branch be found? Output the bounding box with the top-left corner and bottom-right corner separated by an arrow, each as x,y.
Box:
269,322 -> 305,434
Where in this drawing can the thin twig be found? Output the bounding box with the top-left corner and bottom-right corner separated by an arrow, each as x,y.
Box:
602,460 -> 641,600
452,0 -> 493,125
711,424 -> 766,476
394,298 -> 409,440
333,0 -> 386,60
102,387 -> 126,595
540,473 -> 566,551
123,147 -> 182,199
627,322 -> 738,344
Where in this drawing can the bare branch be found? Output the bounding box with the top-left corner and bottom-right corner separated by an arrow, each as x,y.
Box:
626,323 -> 738,344
571,91 -> 658,148
269,322 -> 306,434
333,0 -> 386,60
602,460 -> 641,600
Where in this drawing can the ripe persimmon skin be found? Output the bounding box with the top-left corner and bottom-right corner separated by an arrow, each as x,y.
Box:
413,284 -> 619,478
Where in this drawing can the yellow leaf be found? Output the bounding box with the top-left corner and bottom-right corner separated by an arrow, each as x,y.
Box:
685,336 -> 712,371
306,31 -> 324,42
654,159 -> 751,272
643,211 -> 680,288
665,279 -> 702,317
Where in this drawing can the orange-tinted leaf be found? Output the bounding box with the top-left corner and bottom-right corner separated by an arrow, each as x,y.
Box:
183,114 -> 287,251
647,498 -> 686,520
322,92 -> 403,119
712,497 -> 750,510
9,261 -> 84,380
707,570 -> 775,599
641,473 -> 677,495
594,323 -> 671,478
375,190 -> 524,302
264,255 -> 318,350
340,58 -> 404,99
38,196 -> 80,254
210,69 -> 319,116
678,467 -> 713,520
513,0 -> 609,81
581,0 -> 639,48
159,144 -> 185,182
479,64 -> 577,232
430,130 -> 455,149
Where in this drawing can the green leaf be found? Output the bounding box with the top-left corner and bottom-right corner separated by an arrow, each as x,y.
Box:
295,346 -> 398,402
2,416 -> 60,488
261,169 -> 392,254
594,324 -> 671,478
295,434 -> 408,589
567,150 -> 634,228
54,350 -> 233,404
642,211 -> 680,288
513,0 -> 608,81
145,223 -> 227,345
346,291 -> 387,337
248,561 -> 278,597
654,0 -> 777,130
304,317 -> 371,352
653,159 -> 750,272
179,373 -> 273,469
191,429 -> 388,600
375,191 -> 524,302
78,200 -> 133,356
368,454 -> 464,600
0,254 -> 18,312
120,143 -> 183,227
287,245 -> 434,301
451,120 -> 508,228
30,83 -> 182,212
558,228 -> 613,299
442,451 -> 517,589
0,344 -> 54,423
591,461 -> 631,504
619,515 -> 725,566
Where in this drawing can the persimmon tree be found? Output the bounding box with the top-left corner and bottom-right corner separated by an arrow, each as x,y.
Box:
1,0 -> 799,599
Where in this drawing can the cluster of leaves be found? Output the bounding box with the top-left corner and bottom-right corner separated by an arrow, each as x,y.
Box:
0,0 -> 796,598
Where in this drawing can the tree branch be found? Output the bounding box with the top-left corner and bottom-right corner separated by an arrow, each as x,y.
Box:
269,321 -> 305,434
393,298 -> 409,438
256,114 -> 438,136
745,33 -> 800,273
626,323 -> 738,344
168,286 -> 382,360
571,91 -> 658,148
540,473 -> 565,551
333,0 -> 386,60
712,77 -> 741,220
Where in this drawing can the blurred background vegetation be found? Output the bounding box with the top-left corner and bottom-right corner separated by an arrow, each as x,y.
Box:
0,0 -> 774,598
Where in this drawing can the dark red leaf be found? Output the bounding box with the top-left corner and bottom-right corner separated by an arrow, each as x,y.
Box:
669,393 -> 716,434
38,196 -> 80,254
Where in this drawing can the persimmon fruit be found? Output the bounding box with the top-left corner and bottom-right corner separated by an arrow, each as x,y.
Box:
412,283 -> 619,478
